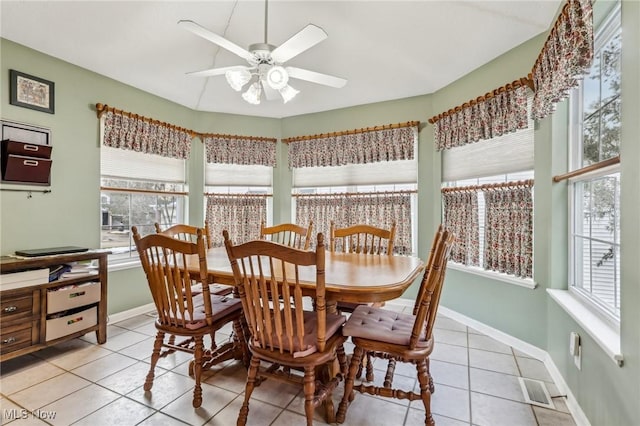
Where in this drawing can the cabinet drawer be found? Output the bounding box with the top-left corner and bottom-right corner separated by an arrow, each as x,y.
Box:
46,306 -> 97,341
0,293 -> 34,322
2,140 -> 52,159
47,282 -> 101,314
0,323 -> 33,354
1,154 -> 52,185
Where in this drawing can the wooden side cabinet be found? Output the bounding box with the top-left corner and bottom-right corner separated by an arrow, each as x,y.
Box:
0,250 -> 109,362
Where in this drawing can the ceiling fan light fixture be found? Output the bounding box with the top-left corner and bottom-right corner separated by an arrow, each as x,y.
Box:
242,81 -> 262,105
225,68 -> 252,91
266,65 -> 289,90
279,84 -> 299,103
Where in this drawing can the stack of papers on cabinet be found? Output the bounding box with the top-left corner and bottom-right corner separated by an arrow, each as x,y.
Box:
0,268 -> 49,291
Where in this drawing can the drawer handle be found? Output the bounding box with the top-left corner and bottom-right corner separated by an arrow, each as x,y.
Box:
2,337 -> 17,344
67,316 -> 83,325
24,144 -> 40,152
23,159 -> 39,167
3,306 -> 18,313
70,291 -> 86,298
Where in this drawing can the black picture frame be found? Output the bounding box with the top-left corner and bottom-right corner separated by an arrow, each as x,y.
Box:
9,70 -> 55,114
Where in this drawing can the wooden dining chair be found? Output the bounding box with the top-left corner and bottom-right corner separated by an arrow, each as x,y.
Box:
330,221 -> 396,381
224,231 -> 348,426
329,221 -> 396,255
259,220 -> 313,250
155,222 -> 232,296
336,227 -> 454,426
132,226 -> 248,408
154,221 -> 213,248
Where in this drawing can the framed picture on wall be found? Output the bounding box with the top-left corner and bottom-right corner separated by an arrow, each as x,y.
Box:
9,70 -> 55,114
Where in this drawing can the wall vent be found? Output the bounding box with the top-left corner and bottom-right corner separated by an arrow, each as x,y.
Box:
518,377 -> 555,409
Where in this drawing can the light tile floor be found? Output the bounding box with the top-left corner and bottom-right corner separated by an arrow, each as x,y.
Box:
1,307 -> 577,426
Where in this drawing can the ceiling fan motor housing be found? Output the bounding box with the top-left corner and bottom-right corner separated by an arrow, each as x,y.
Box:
248,43 -> 276,66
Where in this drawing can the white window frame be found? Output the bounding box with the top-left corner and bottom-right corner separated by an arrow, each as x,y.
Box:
568,4 -> 621,324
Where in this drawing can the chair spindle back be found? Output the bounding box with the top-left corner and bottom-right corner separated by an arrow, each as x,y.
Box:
409,228 -> 454,349
225,231 -> 328,354
133,226 -> 212,329
330,222 -> 396,255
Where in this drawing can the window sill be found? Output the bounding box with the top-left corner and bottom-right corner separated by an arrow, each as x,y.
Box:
448,262 -> 537,289
107,259 -> 141,272
547,289 -> 623,366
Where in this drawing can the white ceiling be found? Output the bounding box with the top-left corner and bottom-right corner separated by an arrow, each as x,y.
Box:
1,1 -> 561,119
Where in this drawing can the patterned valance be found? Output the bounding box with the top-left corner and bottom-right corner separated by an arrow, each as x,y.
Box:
531,0 -> 594,120
430,82 -> 530,151
286,122 -> 418,169
203,135 -> 277,167
102,110 -> 192,159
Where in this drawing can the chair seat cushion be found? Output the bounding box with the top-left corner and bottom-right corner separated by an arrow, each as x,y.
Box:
254,310 -> 346,358
187,283 -> 233,296
173,294 -> 241,330
342,305 -> 428,347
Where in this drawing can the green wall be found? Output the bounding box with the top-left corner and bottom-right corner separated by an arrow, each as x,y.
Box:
1,1 -> 639,423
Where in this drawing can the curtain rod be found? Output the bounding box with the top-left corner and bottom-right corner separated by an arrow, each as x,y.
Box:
95,103 -> 196,137
441,179 -> 534,193
199,133 -> 277,143
204,193 -> 272,198
282,121 -> 420,144
293,189 -> 417,198
95,103 -> 273,143
428,76 -> 534,125
553,156 -> 620,183
101,186 -> 188,196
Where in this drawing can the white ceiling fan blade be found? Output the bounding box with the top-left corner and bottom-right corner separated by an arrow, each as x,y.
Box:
261,81 -> 280,101
186,65 -> 250,78
271,24 -> 327,64
286,67 -> 347,88
178,20 -> 254,62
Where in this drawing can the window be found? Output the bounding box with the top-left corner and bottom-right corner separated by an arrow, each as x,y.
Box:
100,146 -> 187,262
441,96 -> 535,281
444,170 -> 534,270
569,5 -> 621,320
290,125 -> 419,255
204,163 -> 273,246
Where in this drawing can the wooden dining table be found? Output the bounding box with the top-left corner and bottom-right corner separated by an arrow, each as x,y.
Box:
188,246 -> 425,311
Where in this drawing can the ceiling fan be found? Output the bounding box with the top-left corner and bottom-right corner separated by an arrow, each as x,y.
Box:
178,1 -> 347,105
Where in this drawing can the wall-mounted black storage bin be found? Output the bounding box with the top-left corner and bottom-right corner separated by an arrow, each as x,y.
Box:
1,139 -> 53,185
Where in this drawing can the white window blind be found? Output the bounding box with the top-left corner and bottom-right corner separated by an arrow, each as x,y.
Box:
101,146 -> 186,183
205,162 -> 272,187
442,97 -> 534,182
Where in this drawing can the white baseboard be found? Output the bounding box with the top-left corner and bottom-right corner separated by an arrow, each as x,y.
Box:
437,305 -> 548,361
542,352 -> 591,426
107,303 -> 155,325
392,298 -> 590,426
